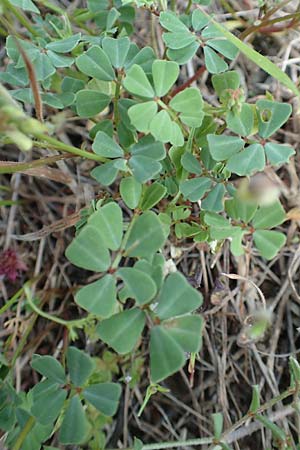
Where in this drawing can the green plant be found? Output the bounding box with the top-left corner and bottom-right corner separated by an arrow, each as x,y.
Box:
0,0 -> 299,448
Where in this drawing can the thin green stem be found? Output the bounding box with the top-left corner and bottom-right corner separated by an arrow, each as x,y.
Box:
1,0 -> 38,36
24,285 -> 87,329
35,0 -> 65,15
12,416 -> 36,450
111,213 -> 139,268
113,75 -> 122,128
33,133 -> 107,163
0,287 -> 24,315
185,0 -> 192,15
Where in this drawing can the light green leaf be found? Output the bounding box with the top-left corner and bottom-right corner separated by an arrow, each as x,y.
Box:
180,177 -> 212,201
256,100 -> 292,138
150,326 -> 185,383
123,64 -> 154,98
128,101 -> 157,132
75,275 -> 116,317
204,46 -> 228,74
140,182 -> 167,211
226,143 -> 265,176
46,33 -> 81,53
192,9 -> 210,31
130,135 -> 166,160
129,155 -> 162,183
76,46 -> 115,81
65,225 -> 111,272
96,308 -> 146,354
9,0 -> 39,13
91,160 -> 119,186
230,228 -> 246,256
66,347 -> 95,387
225,197 -> 257,223
92,131 -> 124,158
83,383 -> 121,416
125,211 -> 166,257
181,152 -> 202,175
149,110 -> 173,143
163,32 -> 196,50
102,37 -> 130,68
203,13 -> 299,96
76,90 -> 110,118
226,103 -> 254,136
159,11 -> 190,32
31,355 -> 66,384
207,134 -> 244,161
59,396 -> 89,444
265,142 -> 295,165
88,202 -> 123,251
212,70 -> 240,97
167,42 -> 199,65
170,87 -> 204,127
156,272 -> 203,320
47,51 -> 74,68
253,230 -> 286,260
120,176 -> 142,209
117,267 -> 157,305
164,315 -> 204,352
252,201 -> 286,229
152,60 -> 179,97
207,39 -> 238,60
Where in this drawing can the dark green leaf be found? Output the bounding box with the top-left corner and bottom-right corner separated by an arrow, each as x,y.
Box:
76,90 -> 110,118
207,134 -> 244,161
92,131 -> 124,158
46,33 -> 81,53
156,272 -> 203,320
129,155 -> 162,183
31,355 -> 66,384
117,267 -> 157,305
59,396 -> 89,444
65,224 -> 111,272
31,381 -> 67,425
125,211 -> 167,257
256,99 -> 292,138
88,202 -> 123,251
102,37 -> 130,68
180,177 -> 211,202
140,182 -> 167,210
66,347 -> 94,387
253,230 -> 286,259
83,383 -> 121,416
226,143 -> 265,176
252,201 -> 286,229
150,326 -> 185,383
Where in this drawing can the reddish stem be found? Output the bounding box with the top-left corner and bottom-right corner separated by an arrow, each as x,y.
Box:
169,65 -> 206,98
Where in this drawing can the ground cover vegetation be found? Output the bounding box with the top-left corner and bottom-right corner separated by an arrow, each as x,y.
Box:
0,0 -> 300,448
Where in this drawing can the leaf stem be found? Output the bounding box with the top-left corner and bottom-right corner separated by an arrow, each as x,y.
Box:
24,285 -> 86,329
12,416 -> 36,450
33,133 -> 107,162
